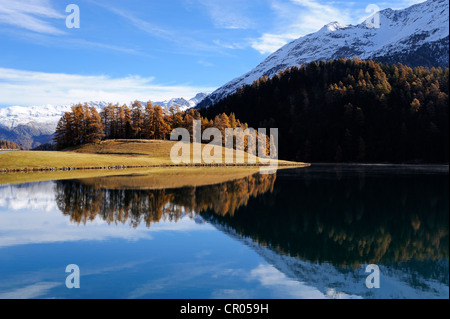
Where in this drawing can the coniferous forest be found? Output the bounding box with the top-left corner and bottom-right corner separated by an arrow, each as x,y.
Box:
200,58 -> 449,163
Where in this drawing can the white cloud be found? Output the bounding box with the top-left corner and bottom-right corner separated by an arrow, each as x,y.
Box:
250,32 -> 297,55
0,0 -> 65,35
0,67 -> 216,106
193,0 -> 254,30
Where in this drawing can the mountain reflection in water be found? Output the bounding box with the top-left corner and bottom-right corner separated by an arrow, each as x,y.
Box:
54,166 -> 448,268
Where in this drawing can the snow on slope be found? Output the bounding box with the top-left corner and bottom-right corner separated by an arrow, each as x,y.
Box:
0,105 -> 70,133
152,93 -> 208,112
199,0 -> 449,108
0,102 -> 108,135
207,218 -> 449,299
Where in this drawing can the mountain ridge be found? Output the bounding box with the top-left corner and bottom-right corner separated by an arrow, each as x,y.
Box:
198,0 -> 449,108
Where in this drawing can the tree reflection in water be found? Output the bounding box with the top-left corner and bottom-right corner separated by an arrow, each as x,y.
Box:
55,167 -> 448,268
55,172 -> 276,227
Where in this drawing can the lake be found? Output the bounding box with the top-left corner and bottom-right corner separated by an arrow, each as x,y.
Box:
0,165 -> 448,299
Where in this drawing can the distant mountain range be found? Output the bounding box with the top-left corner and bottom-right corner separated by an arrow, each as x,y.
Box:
0,94 -> 208,149
198,0 -> 449,108
151,93 -> 208,111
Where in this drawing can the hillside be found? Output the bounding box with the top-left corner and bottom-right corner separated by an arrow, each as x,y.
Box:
198,0 -> 449,108
200,59 -> 449,163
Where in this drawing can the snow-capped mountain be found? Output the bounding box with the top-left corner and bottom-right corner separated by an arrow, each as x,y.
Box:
0,102 -> 109,134
152,93 -> 208,111
0,94 -> 208,148
0,102 -> 109,149
198,0 -> 449,108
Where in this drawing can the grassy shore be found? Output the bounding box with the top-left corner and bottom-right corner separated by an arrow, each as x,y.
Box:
0,139 -> 309,184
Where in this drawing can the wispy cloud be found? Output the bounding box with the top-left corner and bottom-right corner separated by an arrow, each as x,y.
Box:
98,4 -> 174,40
0,282 -> 61,299
0,0 -> 65,35
213,39 -> 246,50
67,38 -> 147,56
197,59 -> 214,67
0,67 -> 216,107
92,1 -> 228,55
0,18 -> 148,57
192,0 -> 254,30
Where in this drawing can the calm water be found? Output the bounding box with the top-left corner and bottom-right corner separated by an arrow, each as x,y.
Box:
0,165 -> 448,299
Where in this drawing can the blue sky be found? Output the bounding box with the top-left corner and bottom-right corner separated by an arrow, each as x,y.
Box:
0,0 -> 424,107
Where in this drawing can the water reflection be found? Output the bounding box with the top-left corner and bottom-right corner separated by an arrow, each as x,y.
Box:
1,165 -> 448,298
55,173 -> 276,227
54,166 -> 448,267
203,166 -> 449,267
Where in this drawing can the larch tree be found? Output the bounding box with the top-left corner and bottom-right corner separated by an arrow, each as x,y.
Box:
131,101 -> 144,139
153,105 -> 170,140
143,102 -> 155,139
85,107 -> 105,144
54,112 -> 73,150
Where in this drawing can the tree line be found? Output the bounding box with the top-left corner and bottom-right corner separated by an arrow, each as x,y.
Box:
200,58 -> 449,163
0,139 -> 21,150
53,102 -> 270,152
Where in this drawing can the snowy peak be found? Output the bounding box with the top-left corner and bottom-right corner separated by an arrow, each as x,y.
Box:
152,93 -> 208,111
319,21 -> 347,33
198,0 -> 449,108
153,97 -> 191,110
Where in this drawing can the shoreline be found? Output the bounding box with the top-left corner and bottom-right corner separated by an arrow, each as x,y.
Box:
0,162 -> 309,173
0,165 -> 307,187
309,162 -> 449,167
